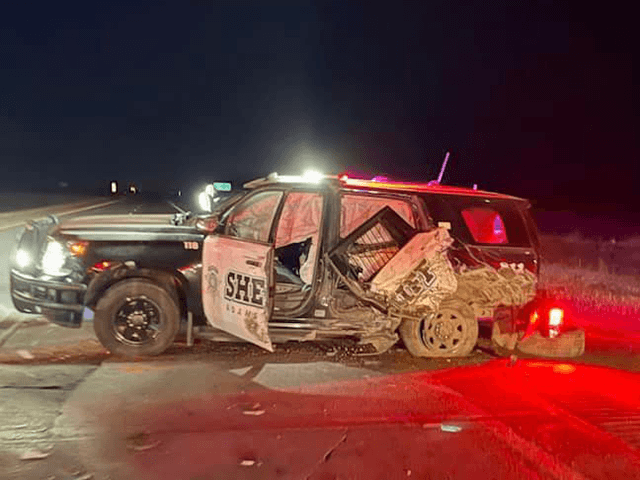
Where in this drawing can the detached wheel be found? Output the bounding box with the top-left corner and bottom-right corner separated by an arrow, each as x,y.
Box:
399,301 -> 478,358
93,278 -> 180,357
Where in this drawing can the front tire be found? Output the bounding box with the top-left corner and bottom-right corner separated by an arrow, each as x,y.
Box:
93,278 -> 180,357
399,300 -> 478,358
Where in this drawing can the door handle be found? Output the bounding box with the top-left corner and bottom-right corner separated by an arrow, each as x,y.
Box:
246,259 -> 261,267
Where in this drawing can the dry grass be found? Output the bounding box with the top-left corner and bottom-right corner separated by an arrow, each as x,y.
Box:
540,263 -> 640,310
538,235 -> 640,333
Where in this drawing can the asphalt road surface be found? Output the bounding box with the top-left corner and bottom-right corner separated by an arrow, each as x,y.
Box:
0,196 -> 639,479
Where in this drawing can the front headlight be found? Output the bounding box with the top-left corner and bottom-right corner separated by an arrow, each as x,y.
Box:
15,249 -> 31,269
42,239 -> 70,277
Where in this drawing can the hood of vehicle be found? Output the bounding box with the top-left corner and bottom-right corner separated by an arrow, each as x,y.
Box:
54,214 -> 203,242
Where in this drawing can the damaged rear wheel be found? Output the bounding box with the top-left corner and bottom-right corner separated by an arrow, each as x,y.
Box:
400,301 -> 478,357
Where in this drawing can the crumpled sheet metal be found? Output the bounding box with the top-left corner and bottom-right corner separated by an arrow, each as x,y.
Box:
370,228 -> 536,318
326,303 -> 402,353
454,263 -> 537,309
371,228 -> 458,314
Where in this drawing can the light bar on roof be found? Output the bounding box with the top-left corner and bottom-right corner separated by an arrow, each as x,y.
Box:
302,170 -> 324,183
243,171 -> 335,189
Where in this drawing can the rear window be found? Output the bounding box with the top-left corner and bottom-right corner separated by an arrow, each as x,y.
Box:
421,194 -> 533,247
461,207 -> 508,244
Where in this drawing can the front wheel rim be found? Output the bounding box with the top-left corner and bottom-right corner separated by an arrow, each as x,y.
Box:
113,295 -> 163,346
420,309 -> 467,353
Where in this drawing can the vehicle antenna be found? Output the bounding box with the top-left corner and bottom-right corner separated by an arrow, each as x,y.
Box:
436,151 -> 450,184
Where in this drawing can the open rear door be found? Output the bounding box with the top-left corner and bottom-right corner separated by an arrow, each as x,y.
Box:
202,235 -> 274,351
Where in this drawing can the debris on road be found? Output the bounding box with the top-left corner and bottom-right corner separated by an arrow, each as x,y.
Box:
73,473 -> 94,480
509,354 -> 518,366
440,424 -> 462,433
126,431 -> 161,452
19,449 -> 52,460
242,409 -> 265,416
128,441 -> 161,452
242,402 -> 266,415
16,349 -> 35,359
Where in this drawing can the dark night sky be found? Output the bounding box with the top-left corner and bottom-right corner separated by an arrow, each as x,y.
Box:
0,1 -> 637,212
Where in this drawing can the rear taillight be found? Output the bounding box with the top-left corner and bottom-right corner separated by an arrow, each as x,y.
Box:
529,310 -> 539,327
549,308 -> 564,326
525,304 -> 567,338
548,307 -> 564,338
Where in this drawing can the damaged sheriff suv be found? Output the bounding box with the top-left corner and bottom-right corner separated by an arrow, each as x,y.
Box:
10,173 -> 585,358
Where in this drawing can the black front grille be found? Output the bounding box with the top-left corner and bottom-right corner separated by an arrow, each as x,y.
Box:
10,270 -> 86,316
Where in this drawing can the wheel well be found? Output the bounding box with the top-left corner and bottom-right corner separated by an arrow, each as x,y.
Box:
85,268 -> 187,321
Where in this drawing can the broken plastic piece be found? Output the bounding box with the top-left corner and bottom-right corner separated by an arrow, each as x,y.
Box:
440,424 -> 462,433
242,409 -> 265,416
20,449 -> 51,460
16,350 -> 34,360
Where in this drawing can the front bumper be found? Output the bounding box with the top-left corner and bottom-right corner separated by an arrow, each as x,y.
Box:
10,269 -> 86,327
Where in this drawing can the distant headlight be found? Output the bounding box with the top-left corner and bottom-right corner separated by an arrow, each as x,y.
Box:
15,249 -> 31,269
42,240 -> 69,277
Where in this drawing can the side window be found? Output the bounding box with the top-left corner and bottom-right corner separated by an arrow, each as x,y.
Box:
225,191 -> 283,243
274,192 -> 324,285
340,194 -> 416,238
461,207 -> 508,244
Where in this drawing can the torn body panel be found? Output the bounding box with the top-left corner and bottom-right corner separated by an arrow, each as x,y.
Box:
371,228 -> 457,315
329,206 -> 416,283
328,222 -> 537,354
326,291 -> 402,353
454,263 -> 538,352
326,227 -> 458,352
453,263 -> 537,317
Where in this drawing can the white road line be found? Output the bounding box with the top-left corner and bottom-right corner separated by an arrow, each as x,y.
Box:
53,198 -> 120,217
0,199 -> 120,232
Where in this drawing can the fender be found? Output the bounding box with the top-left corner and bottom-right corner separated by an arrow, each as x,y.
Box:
85,266 -> 188,318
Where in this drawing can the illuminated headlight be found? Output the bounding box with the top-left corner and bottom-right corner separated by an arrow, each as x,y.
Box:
198,191 -> 212,211
42,240 -> 69,277
15,249 -> 31,269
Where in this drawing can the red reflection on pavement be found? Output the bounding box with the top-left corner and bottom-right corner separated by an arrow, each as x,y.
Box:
91,359 -> 640,480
